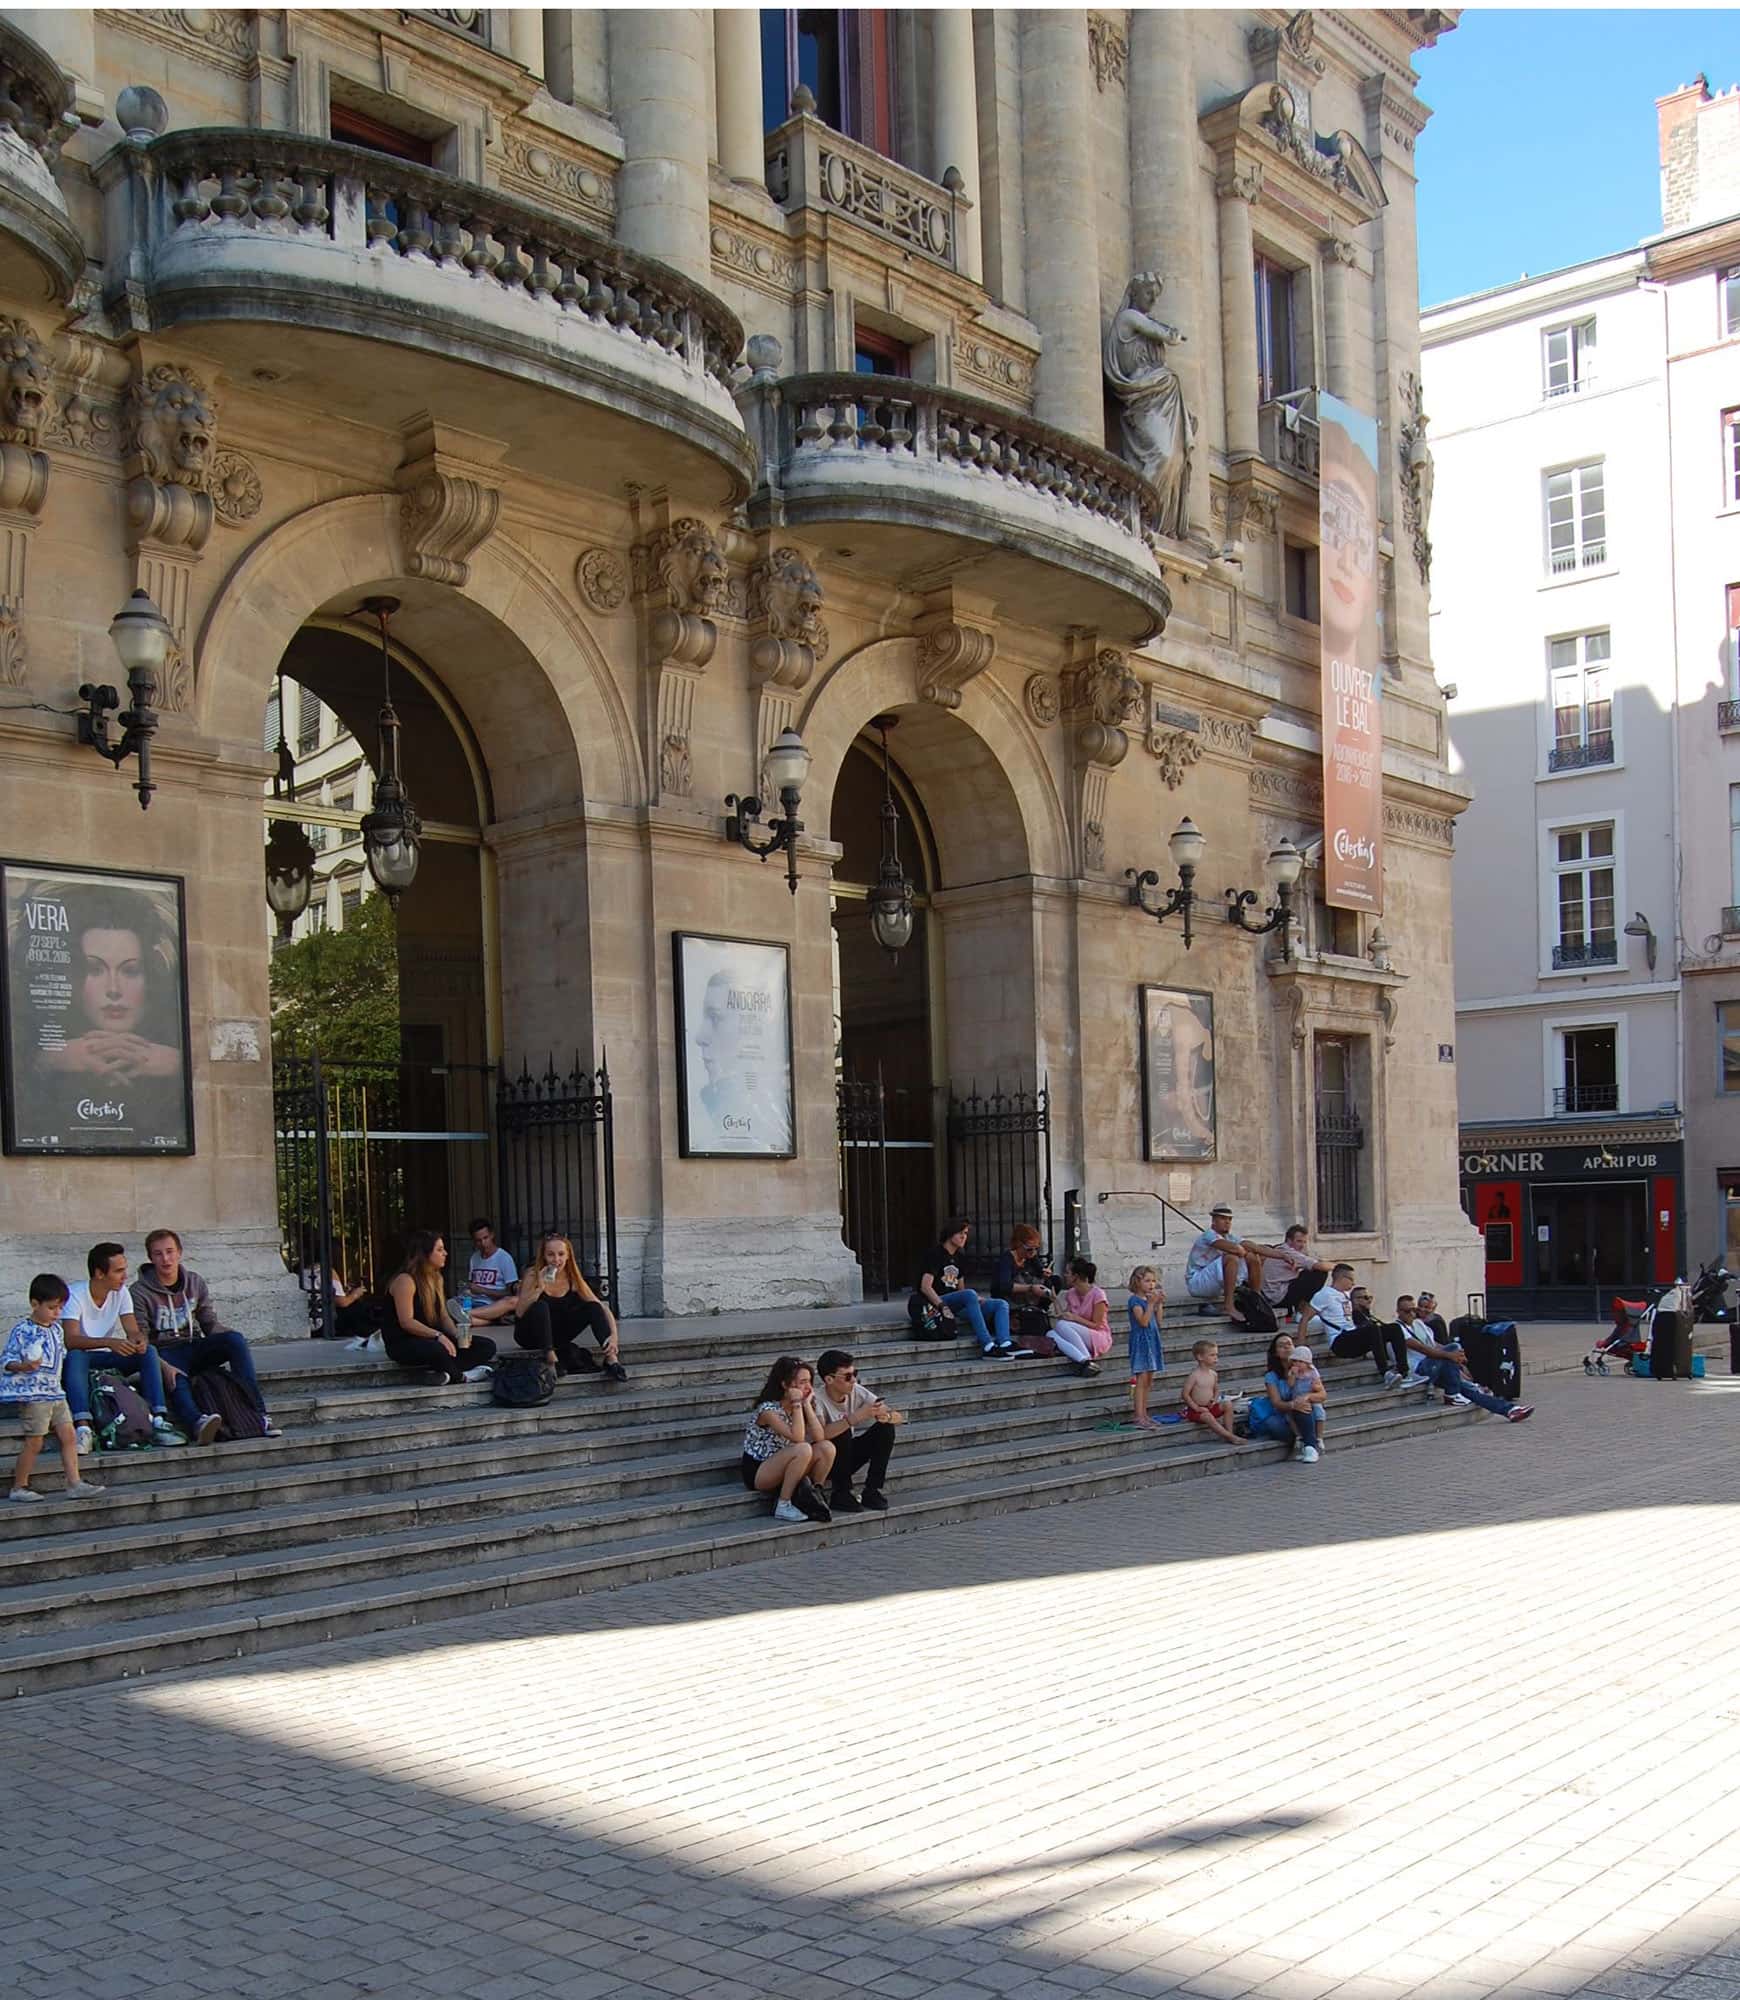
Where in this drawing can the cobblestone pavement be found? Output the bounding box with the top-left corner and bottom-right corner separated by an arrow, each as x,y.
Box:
6,1365 -> 1740,2000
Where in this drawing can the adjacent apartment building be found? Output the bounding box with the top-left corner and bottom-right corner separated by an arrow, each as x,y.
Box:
1425,76 -> 1740,1315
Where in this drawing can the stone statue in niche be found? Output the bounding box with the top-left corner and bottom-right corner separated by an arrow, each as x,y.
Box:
1398,370 -> 1434,583
1103,273 -> 1194,540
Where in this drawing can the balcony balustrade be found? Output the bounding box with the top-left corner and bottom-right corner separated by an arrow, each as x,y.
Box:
1553,1084 -> 1619,1114
0,16 -> 82,301
1718,699 -> 1740,732
1550,938 -> 1618,971
765,110 -> 967,274
1258,390 -> 1320,481
100,129 -> 751,496
1547,733 -> 1614,772
739,368 -> 1172,641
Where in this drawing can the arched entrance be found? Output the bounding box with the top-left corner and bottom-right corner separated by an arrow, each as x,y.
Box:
830,724 -> 940,1295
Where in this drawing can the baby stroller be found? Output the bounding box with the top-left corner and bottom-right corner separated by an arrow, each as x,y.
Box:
1585,1296 -> 1651,1376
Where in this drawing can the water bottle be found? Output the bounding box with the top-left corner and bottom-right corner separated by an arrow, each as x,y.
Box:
453,1291 -> 472,1348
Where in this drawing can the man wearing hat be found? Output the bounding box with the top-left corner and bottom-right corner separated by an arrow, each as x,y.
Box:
1183,1204 -> 1266,1323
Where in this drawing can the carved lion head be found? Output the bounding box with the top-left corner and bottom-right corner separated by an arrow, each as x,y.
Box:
751,546 -> 826,652
129,363 -> 219,490
652,517 -> 730,616
0,319 -> 48,443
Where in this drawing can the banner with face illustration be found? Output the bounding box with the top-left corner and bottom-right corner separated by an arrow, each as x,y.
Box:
1318,392 -> 1384,913
673,932 -> 795,1158
1,861 -> 193,1155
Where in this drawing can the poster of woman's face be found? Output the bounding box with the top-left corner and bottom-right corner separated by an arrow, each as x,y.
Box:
1140,986 -> 1215,1162
674,932 -> 795,1158
1,861 -> 193,1155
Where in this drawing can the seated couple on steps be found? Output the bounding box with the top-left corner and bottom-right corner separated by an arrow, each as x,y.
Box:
741,1350 -> 903,1524
912,1219 -> 1111,1372
383,1229 -> 627,1386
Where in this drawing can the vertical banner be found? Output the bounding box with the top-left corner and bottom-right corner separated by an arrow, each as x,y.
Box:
1318,392 -> 1383,913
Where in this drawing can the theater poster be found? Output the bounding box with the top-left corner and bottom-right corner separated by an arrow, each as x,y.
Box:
673,931 -> 795,1159
1318,391 -> 1384,913
1139,986 -> 1216,1163
0,860 -> 193,1156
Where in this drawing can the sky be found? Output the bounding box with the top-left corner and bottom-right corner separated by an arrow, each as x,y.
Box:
1414,8 -> 1740,307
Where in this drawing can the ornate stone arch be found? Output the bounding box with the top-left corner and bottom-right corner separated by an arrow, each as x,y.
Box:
797,635 -> 1070,882
192,492 -> 639,810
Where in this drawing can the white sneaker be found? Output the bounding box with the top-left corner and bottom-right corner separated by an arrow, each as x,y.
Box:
1447,1394 -> 1472,1408
150,1416 -> 187,1446
773,1499 -> 806,1523
73,1423 -> 93,1455
1298,1445 -> 1320,1464
7,1487 -> 42,1503
64,1479 -> 105,1497
1383,1371 -> 1406,1389
460,1364 -> 493,1384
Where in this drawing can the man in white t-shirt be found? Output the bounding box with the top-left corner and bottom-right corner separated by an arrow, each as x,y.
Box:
1184,1205 -> 1266,1321
61,1241 -> 200,1453
466,1219 -> 520,1327
1307,1262 -> 1358,1342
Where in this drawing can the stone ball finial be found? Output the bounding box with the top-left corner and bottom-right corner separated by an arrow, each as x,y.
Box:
745,332 -> 783,382
942,165 -> 965,194
790,84 -> 817,116
116,85 -> 168,142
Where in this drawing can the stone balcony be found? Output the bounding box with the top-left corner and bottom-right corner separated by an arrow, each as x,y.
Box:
738,369 -> 1172,642
765,106 -> 970,276
1258,391 -> 1320,482
99,128 -> 752,498
0,17 -> 83,302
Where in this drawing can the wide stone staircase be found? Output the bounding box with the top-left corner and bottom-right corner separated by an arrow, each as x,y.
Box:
0,1308 -> 1698,1699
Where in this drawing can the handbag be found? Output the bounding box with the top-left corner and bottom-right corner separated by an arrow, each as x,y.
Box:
491,1351 -> 557,1407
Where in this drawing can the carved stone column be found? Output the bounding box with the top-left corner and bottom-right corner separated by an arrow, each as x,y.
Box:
633,503 -> 729,801
609,8 -> 713,284
1130,9 -> 1202,528
1216,163 -> 1261,463
1323,234 -> 1358,403
1063,637 -> 1141,876
932,8 -> 982,283
1019,10 -> 1100,439
0,317 -> 50,687
746,542 -> 827,795
713,4 -> 766,189
506,6 -> 545,79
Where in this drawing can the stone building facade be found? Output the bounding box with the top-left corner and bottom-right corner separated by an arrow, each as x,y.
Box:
0,6 -> 1476,1329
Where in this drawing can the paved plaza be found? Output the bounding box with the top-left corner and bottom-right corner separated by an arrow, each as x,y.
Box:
6,1361 -> 1740,2000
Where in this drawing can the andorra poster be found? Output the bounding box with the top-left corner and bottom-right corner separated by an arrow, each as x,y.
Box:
1,860 -> 193,1156
1318,391 -> 1385,914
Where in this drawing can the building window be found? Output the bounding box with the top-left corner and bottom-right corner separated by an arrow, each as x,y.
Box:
1547,631 -> 1613,770
340,882 -> 363,925
1729,785 -> 1740,920
263,689 -> 281,754
1313,1036 -> 1366,1232
1724,268 -> 1740,338
329,100 -> 437,166
1551,823 -> 1616,968
1545,461 -> 1607,574
1725,409 -> 1740,507
1543,317 -> 1596,398
1720,1005 -> 1740,1094
1283,541 -> 1319,622
1556,1024 -> 1618,1113
762,9 -> 896,157
297,685 -> 322,757
1254,255 -> 1298,404
853,325 -> 912,376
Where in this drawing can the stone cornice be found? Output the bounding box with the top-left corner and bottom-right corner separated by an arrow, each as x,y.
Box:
1458,1115 -> 1684,1150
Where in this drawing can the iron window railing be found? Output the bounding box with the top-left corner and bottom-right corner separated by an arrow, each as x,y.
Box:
1552,937 -> 1618,969
1719,700 -> 1740,732
1723,905 -> 1740,936
1314,1112 -> 1366,1233
1553,1083 -> 1619,1113
1548,734 -> 1615,771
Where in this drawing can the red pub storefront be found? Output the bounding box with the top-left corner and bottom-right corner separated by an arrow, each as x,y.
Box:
1458,1118 -> 1685,1321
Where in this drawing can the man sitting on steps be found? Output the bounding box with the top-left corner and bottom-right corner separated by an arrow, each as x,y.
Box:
1184,1205 -> 1266,1324
132,1228 -> 282,1438
812,1348 -> 902,1512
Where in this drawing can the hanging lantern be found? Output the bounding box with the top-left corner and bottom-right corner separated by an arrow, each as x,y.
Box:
356,595 -> 422,903
263,667 -> 316,936
866,714 -> 914,958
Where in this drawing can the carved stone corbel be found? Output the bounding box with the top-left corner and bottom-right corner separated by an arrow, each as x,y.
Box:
122,357 -> 222,712
0,317 -> 53,689
915,616 -> 996,710
395,415 -> 507,587
1286,983 -> 1308,1050
632,504 -> 730,801
744,541 -> 826,800
1063,637 -> 1142,876
1377,987 -> 1398,1051
1150,729 -> 1203,791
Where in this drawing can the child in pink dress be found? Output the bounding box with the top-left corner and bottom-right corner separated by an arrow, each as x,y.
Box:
1052,1257 -> 1114,1377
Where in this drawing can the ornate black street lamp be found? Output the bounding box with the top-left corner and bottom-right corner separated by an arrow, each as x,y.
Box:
1225,837 -> 1305,961
725,727 -> 811,894
1127,816 -> 1206,947
866,714 -> 914,957
263,665 -> 317,938
356,595 -> 422,904
79,590 -> 171,810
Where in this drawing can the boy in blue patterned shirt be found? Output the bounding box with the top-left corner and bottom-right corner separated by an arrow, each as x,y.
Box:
4,1274 -> 104,1503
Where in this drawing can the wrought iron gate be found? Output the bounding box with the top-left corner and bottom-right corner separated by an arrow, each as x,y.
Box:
495,1055 -> 619,1311
837,1068 -> 891,1301
946,1078 -> 1053,1284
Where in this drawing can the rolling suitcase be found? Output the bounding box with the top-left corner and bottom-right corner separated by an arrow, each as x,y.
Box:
1458,1319 -> 1522,1401
1650,1308 -> 1692,1380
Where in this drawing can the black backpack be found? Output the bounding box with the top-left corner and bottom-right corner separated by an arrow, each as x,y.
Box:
191,1367 -> 267,1441
1235,1283 -> 1279,1335
492,1351 -> 556,1407
91,1370 -> 154,1448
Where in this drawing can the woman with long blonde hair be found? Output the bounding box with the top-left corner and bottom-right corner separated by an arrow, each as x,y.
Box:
385,1230 -> 497,1384
512,1231 -> 627,1381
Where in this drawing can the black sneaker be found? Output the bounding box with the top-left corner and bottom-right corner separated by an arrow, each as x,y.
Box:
793,1478 -> 832,1523
860,1489 -> 890,1512
829,1487 -> 863,1513
1072,1359 -> 1101,1378
602,1360 -> 628,1383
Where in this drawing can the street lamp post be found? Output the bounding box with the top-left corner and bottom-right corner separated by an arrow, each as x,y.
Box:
725,727 -> 812,895
1127,817 -> 1206,947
